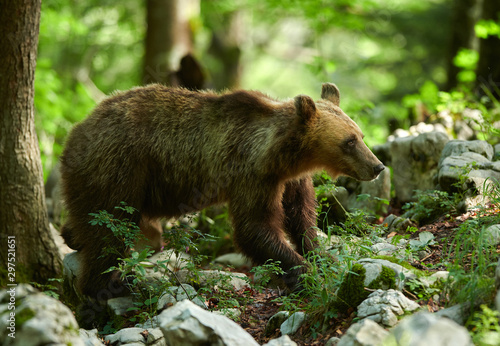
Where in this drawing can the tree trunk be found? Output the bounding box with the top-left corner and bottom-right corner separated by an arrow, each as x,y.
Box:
476,0 -> 500,99
0,0 -> 62,284
445,0 -> 482,91
143,0 -> 197,85
209,11 -> 243,90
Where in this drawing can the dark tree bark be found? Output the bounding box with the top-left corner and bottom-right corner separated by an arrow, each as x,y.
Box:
143,0 -> 196,85
445,0 -> 481,91
476,0 -> 500,99
143,0 -> 177,84
209,11 -> 243,90
0,0 -> 62,284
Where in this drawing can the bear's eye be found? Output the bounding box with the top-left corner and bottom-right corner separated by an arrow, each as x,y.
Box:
344,136 -> 356,148
341,136 -> 357,152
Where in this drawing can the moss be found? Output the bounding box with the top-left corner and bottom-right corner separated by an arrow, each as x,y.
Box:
0,263 -> 32,288
368,265 -> 396,290
335,262 -> 403,311
372,255 -> 424,276
334,263 -> 368,311
16,307 -> 36,328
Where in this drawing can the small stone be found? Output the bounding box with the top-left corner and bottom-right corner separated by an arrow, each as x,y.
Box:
357,258 -> 416,291
79,328 -> 104,346
107,296 -> 134,316
176,284 -> 197,301
484,225 -> 500,246
263,335 -> 298,346
135,316 -> 160,329
435,302 -> 470,325
157,292 -> 176,311
337,319 -> 389,346
386,312 -> 472,345
146,328 -> 165,344
159,300 -> 258,345
325,336 -> 340,346
175,270 -> 249,291
265,311 -> 290,336
357,289 -> 420,327
371,243 -> 398,256
213,308 -> 241,320
104,327 -> 146,344
214,253 -> 252,268
280,312 -> 306,335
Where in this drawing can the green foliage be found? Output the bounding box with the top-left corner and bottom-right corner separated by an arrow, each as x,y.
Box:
468,305 -> 500,346
100,321 -> 118,335
453,49 -> 479,83
36,0 -> 144,179
402,190 -> 459,225
270,249 -> 347,335
35,59 -> 95,180
15,308 -> 36,329
250,259 -> 285,291
197,271 -> 252,315
475,19 -> 500,39
89,202 -> 144,254
405,277 -> 441,301
195,208 -> 235,262
402,80 -> 440,114
88,202 -> 255,327
443,215 -> 500,307
334,263 -> 368,312
30,278 -> 63,300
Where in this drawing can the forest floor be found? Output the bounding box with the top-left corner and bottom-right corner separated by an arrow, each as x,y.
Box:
226,206 -> 500,345
85,204 -> 499,345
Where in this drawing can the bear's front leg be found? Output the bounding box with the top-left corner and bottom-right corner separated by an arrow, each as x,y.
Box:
229,200 -> 307,291
282,177 -> 319,255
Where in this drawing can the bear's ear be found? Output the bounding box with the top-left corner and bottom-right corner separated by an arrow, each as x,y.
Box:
321,83 -> 340,106
294,95 -> 317,122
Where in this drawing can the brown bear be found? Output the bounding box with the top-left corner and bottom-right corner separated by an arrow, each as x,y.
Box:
60,83 -> 384,299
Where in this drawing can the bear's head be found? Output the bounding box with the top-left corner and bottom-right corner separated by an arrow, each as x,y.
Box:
295,83 -> 384,181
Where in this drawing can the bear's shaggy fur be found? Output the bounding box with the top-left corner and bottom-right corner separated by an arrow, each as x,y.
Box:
60,83 -> 383,298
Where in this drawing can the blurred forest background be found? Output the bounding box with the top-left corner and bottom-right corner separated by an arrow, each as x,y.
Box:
36,0 -> 500,179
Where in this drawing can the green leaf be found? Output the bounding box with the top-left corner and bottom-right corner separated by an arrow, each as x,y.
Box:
321,287 -> 329,304
419,231 -> 435,244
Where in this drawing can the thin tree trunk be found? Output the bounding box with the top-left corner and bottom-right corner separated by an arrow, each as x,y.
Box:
143,0 -> 177,84
143,0 -> 196,85
209,11 -> 243,90
0,0 -> 62,284
476,0 -> 500,99
445,0 -> 481,91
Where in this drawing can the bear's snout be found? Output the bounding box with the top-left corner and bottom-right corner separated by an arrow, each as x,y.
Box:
373,163 -> 385,177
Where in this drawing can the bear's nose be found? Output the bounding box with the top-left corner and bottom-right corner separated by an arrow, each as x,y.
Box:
373,164 -> 385,176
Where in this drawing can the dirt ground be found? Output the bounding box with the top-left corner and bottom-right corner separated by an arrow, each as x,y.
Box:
232,205 -> 500,345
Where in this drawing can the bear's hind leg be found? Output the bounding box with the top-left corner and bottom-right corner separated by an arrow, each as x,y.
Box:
282,177 -> 319,255
137,217 -> 164,252
77,241 -> 130,300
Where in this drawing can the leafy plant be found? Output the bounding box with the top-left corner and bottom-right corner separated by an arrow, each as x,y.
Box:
402,189 -> 459,225
408,231 -> 436,252
443,217 -> 499,307
468,304 -> 500,346
405,277 -> 441,301
31,278 -> 63,299
250,259 -> 285,291
89,202 -> 145,255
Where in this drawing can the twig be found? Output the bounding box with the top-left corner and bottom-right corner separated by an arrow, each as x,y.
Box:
420,251 -> 434,262
403,288 -> 418,300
